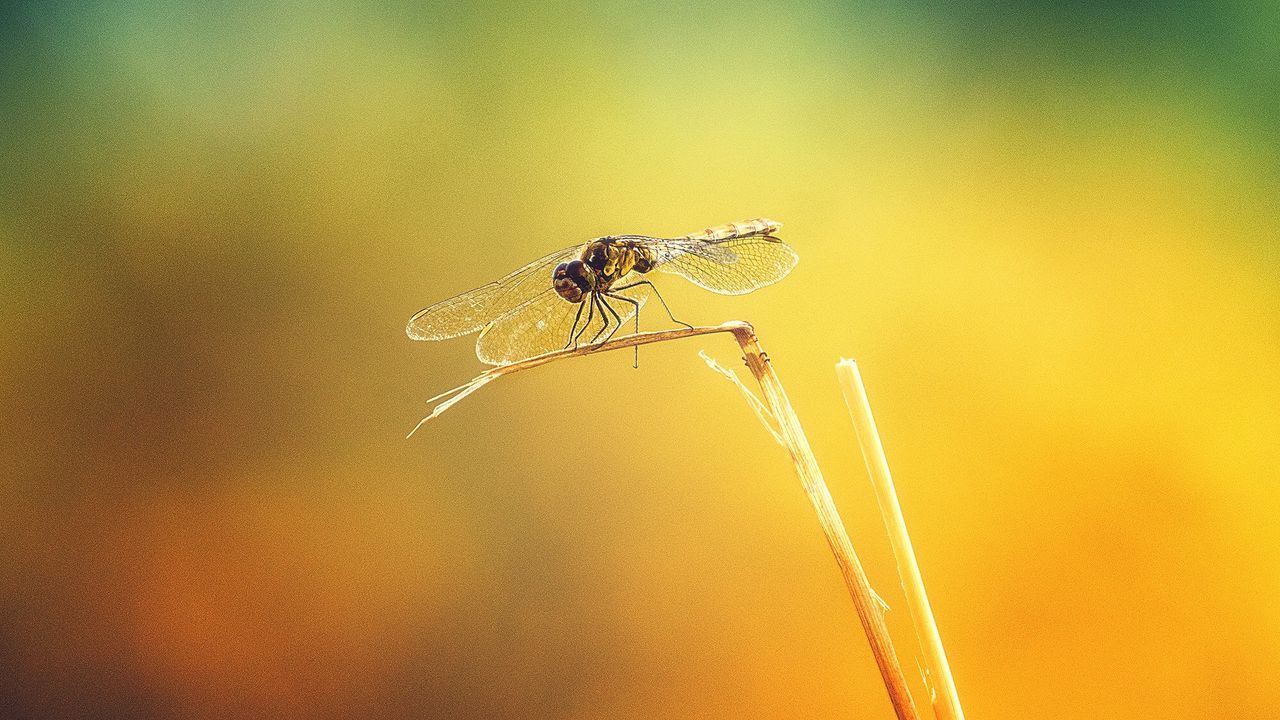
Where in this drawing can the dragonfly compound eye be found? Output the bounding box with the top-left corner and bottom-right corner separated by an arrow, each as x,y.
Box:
553,260 -> 592,302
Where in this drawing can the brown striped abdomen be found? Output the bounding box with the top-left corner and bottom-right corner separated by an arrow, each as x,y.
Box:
681,218 -> 782,243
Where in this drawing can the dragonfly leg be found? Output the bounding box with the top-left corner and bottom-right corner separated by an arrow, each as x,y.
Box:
589,293 -> 614,344
598,294 -> 626,343
604,292 -> 640,339
605,291 -> 643,368
610,280 -> 692,330
563,300 -> 586,349
571,295 -> 596,348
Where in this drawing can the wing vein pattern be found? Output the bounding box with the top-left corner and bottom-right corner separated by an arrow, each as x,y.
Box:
653,234 -> 798,295
406,244 -> 580,341
475,279 -> 649,365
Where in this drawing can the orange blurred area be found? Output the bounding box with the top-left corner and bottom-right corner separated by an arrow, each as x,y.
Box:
2,2 -> 1278,718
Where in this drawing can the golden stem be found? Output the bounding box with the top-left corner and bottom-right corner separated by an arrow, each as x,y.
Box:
731,328 -> 920,720
407,323 -> 751,436
837,360 -> 965,720
484,322 -> 750,379
410,322 -> 921,720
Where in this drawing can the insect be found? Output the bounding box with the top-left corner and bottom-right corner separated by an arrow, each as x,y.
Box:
406,218 -> 797,365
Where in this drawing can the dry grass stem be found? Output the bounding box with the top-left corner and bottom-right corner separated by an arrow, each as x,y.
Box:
697,350 -> 784,446
837,359 -> 966,720
408,322 -> 751,436
410,321 -> 920,720
729,332 -> 920,720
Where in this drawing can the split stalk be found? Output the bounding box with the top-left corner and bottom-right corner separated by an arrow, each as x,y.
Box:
411,322 -> 920,720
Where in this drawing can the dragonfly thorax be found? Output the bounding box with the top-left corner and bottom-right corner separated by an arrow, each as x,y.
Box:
553,239 -> 655,304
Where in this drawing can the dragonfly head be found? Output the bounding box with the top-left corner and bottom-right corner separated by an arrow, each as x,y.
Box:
553,260 -> 594,303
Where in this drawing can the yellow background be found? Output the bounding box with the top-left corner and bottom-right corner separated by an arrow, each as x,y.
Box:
2,2 -> 1277,718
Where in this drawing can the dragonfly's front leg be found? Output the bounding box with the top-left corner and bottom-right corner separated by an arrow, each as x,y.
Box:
563,301 -> 586,349
603,291 -> 644,369
570,296 -> 595,348
604,292 -> 640,338
598,294 -> 625,344
588,294 -> 613,344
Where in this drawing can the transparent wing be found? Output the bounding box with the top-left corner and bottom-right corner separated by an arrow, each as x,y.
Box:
406,244 -> 581,341
475,284 -> 649,366
649,235 -> 798,295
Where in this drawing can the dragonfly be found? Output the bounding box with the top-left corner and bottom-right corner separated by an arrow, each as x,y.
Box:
406,218 -> 797,365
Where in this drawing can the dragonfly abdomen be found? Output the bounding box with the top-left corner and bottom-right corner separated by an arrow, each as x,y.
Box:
682,217 -> 781,243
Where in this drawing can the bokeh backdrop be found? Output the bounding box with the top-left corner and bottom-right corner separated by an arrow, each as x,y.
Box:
3,2 -> 1278,718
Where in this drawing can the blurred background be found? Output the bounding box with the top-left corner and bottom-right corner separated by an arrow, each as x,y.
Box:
2,1 -> 1278,718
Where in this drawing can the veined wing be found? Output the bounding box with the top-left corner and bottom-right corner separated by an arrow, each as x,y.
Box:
406,244 -> 581,341
475,281 -> 649,365
645,233 -> 798,296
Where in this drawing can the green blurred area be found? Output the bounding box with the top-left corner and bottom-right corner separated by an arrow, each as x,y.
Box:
2,2 -> 1278,718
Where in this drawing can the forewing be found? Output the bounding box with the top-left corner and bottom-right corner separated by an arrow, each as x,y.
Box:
475,284 -> 648,366
406,244 -> 581,340
653,235 -> 798,295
